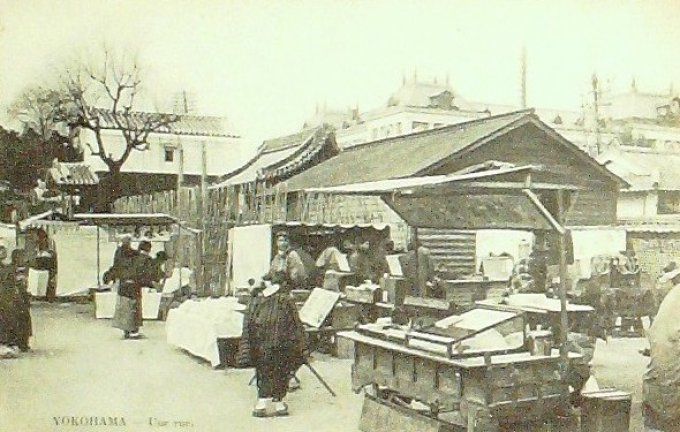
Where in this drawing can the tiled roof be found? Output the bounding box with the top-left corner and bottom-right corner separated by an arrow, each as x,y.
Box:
95,109 -> 238,138
48,163 -> 99,186
210,125 -> 338,189
260,128 -> 319,153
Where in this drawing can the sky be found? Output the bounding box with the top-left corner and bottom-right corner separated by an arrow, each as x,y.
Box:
2,0 -> 680,156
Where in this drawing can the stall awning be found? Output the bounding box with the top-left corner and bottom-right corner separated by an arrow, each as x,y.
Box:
302,166 -> 568,233
72,213 -> 178,226
275,221 -> 390,230
303,165 -> 579,195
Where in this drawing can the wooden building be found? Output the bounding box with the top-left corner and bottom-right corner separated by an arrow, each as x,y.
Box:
285,109 -> 626,274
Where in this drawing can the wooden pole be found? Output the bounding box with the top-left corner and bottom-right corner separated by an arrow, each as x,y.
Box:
556,189 -> 570,401
176,142 -> 184,219
198,140 -> 208,296
96,226 -> 101,285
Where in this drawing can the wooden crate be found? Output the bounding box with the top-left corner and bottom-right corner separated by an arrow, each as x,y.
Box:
346,286 -> 382,304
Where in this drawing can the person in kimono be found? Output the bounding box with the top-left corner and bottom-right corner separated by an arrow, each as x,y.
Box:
643,267 -> 680,431
238,271 -> 308,417
33,231 -> 57,301
10,249 -> 31,351
0,245 -> 18,354
104,235 -> 136,284
112,241 -> 155,339
266,231 -> 307,290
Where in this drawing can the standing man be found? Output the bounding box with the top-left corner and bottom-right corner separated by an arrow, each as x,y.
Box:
33,230 -> 57,301
399,237 -> 432,296
643,267 -> 680,431
266,231 -> 308,290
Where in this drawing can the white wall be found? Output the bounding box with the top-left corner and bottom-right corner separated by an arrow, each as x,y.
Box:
80,129 -> 243,176
617,191 -> 658,220
336,107 -> 484,148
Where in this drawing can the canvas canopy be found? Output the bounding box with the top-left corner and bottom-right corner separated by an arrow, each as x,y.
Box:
72,213 -> 178,226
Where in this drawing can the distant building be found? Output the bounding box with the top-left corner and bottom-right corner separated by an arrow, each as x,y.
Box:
599,146 -> 680,221
77,111 -> 241,196
305,76 -> 492,148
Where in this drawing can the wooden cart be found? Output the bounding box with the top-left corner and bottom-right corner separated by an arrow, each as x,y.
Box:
340,319 -> 582,431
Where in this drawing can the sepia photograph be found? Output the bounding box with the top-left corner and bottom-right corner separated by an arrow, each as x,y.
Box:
1,1 -> 680,430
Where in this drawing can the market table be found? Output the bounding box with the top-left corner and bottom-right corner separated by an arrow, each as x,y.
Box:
165,297 -> 245,367
94,289 -> 163,320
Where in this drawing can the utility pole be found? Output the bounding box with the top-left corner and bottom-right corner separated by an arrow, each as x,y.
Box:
520,46 -> 527,109
592,73 -> 602,154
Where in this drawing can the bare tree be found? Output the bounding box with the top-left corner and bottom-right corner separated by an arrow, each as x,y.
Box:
53,48 -> 178,209
8,87 -> 65,140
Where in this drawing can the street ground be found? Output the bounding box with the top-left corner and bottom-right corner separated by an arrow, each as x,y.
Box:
1,303 -> 648,432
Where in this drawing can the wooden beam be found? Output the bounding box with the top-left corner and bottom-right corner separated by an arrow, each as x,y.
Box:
522,189 -> 566,235
556,189 -> 571,405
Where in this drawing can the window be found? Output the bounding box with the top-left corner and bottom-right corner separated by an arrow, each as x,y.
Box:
658,191 -> 680,214
164,148 -> 174,162
412,121 -> 428,131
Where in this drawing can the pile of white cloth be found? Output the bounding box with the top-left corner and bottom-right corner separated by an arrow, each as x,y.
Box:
166,297 -> 246,367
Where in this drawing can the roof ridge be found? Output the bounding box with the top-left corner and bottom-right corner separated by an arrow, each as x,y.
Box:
344,108 -> 535,151
260,126 -> 321,154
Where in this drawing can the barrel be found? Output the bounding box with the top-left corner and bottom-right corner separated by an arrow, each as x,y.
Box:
580,389 -> 632,432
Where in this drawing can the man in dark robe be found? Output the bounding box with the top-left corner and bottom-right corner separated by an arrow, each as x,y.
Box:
33,231 -> 57,301
399,238 -> 433,296
104,235 -> 136,284
238,271 -> 307,417
10,249 -> 31,351
0,245 -> 18,352
526,243 -> 549,294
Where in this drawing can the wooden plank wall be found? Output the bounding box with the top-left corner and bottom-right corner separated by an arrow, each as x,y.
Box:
417,228 -> 477,276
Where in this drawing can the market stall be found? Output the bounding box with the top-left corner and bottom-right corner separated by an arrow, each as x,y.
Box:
18,212 -> 112,298
71,213 -> 193,320
307,164 -> 602,431
227,221 -> 391,292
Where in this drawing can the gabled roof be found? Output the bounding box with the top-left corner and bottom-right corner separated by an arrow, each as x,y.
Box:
286,109 -> 625,191
210,125 -> 338,189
